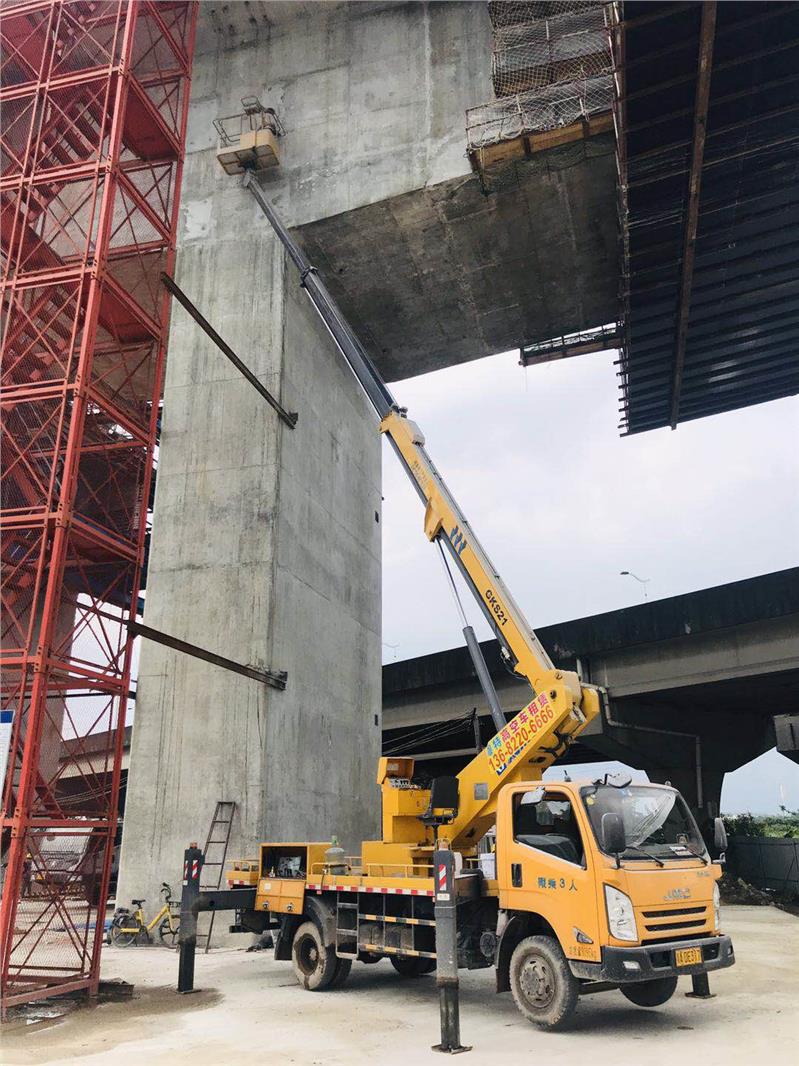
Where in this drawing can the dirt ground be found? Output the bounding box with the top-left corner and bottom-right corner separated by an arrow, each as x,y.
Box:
4,905 -> 797,1066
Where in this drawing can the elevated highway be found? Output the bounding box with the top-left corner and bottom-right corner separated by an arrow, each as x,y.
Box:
383,569 -> 799,825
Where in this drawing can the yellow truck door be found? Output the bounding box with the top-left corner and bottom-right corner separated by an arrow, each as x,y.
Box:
498,784 -> 601,964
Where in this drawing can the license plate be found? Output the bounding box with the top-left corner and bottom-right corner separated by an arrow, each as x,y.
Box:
675,947 -> 702,967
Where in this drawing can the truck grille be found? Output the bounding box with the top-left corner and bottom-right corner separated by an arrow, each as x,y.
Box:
640,905 -> 709,938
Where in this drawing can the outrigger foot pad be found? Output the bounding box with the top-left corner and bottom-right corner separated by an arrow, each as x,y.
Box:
685,973 -> 715,999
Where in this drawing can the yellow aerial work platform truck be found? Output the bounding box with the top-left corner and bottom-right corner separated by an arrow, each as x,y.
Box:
176,179 -> 734,1041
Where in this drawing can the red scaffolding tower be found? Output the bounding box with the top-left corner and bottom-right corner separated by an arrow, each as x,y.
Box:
1,0 -> 197,1008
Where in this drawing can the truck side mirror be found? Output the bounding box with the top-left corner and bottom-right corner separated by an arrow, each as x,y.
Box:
713,816 -> 728,858
601,812 -> 625,857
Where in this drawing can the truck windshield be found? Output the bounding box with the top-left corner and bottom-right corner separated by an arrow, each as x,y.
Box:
581,785 -> 706,861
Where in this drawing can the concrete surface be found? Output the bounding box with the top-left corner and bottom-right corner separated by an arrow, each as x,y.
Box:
118,226 -> 382,915
186,0 -> 616,379
297,140 -> 617,380
5,906 -> 796,1065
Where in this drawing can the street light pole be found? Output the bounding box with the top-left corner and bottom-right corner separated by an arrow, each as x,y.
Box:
620,570 -> 650,601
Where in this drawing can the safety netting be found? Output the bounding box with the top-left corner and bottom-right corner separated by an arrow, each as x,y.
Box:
467,1 -> 615,152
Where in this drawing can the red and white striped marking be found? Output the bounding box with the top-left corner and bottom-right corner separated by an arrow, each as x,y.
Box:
437,864 -> 448,893
183,858 -> 200,882
305,883 -> 434,897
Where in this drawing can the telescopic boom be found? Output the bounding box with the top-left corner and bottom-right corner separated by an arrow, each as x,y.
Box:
243,174 -> 595,745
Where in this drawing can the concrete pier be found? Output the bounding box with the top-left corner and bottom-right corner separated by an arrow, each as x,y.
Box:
118,217 -> 383,905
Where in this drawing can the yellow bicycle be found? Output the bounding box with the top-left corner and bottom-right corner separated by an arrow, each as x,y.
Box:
109,882 -> 180,949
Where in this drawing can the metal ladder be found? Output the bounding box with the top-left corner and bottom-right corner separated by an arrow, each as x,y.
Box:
197,801 -> 236,953
334,899 -> 359,960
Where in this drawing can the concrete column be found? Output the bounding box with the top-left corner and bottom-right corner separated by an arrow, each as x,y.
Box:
774,715 -> 799,764
645,766 -> 724,837
118,149 -> 382,917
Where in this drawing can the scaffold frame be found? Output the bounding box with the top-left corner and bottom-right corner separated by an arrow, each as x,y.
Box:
1,0 -> 197,1010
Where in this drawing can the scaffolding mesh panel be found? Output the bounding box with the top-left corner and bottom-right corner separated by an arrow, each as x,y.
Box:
468,74 -> 613,149
491,2 -> 612,97
468,1 -> 615,155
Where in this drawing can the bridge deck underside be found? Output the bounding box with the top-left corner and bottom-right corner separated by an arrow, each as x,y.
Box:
618,1 -> 799,434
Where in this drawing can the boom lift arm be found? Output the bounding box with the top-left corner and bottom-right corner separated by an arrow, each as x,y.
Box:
243,174 -> 600,850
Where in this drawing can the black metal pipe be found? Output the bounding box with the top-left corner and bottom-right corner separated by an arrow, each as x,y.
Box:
242,172 -> 396,421
686,972 -> 715,999
463,626 -> 505,735
435,539 -> 508,732
191,888 -> 258,914
177,845 -> 257,994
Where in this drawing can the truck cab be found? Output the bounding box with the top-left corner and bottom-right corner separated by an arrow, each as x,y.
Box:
492,778 -> 734,1026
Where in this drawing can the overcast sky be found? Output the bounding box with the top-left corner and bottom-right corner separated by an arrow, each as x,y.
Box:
380,347 -> 799,814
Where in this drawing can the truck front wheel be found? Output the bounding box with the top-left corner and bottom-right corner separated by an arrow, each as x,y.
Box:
291,921 -> 339,991
509,935 -> 579,1030
621,976 -> 678,1007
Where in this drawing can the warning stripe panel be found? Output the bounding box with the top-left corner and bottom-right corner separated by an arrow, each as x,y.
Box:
376,914 -> 435,927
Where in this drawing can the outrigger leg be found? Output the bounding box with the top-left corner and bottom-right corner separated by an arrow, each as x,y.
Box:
432,843 -> 471,1054
177,843 -> 204,994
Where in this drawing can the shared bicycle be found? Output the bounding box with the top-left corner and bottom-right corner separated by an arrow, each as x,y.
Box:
109,881 -> 180,949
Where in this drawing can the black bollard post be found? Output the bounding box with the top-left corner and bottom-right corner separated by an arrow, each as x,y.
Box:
177,842 -> 204,994
432,843 -> 470,1054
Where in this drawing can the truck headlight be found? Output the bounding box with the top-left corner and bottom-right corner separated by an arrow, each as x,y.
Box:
604,884 -> 638,942
713,882 -> 720,930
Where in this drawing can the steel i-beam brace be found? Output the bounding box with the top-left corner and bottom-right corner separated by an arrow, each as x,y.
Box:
161,272 -> 298,428
129,621 -> 287,690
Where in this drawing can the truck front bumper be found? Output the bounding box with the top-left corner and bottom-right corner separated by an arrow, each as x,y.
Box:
569,934 -> 735,983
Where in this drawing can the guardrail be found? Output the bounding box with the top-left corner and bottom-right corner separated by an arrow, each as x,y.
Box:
727,836 -> 799,895
309,860 -> 434,879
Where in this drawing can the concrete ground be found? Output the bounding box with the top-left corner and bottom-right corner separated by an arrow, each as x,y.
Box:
5,906 -> 797,1066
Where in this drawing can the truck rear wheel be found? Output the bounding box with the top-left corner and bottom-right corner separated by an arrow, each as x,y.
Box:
509,935 -> 579,1030
390,956 -> 436,977
621,976 -> 678,1007
291,921 -> 339,991
329,957 -> 352,989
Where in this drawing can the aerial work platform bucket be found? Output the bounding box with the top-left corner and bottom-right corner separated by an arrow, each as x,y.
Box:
214,96 -> 283,174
